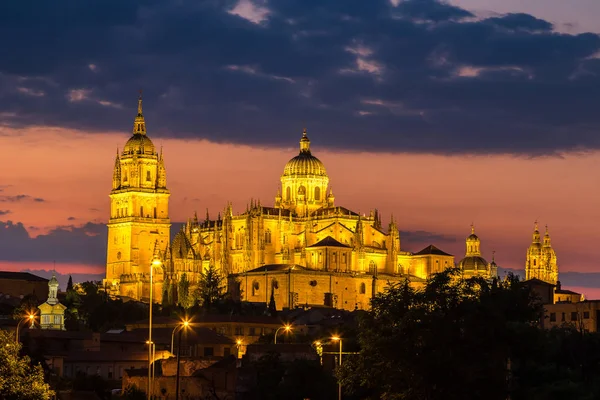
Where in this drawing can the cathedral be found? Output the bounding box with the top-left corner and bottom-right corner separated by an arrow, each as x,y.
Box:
103,96 -> 558,310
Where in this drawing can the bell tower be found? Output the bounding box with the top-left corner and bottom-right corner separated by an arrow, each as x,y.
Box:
525,222 -> 558,284
105,94 -> 170,300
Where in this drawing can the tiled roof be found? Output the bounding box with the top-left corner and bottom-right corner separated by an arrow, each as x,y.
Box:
308,236 -> 350,248
413,245 -> 453,257
245,264 -> 309,273
0,271 -> 48,282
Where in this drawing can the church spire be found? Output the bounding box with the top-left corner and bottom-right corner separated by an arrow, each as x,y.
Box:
299,128 -> 311,154
112,148 -> 121,190
543,225 -> 552,247
133,91 -> 147,135
532,221 -> 541,244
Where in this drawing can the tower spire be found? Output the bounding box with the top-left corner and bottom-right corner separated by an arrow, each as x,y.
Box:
133,91 -> 147,135
299,128 -> 310,154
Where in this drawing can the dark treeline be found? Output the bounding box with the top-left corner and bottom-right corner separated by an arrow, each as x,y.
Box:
339,269 -> 600,400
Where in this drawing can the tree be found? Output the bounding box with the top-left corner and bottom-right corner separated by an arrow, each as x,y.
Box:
197,265 -> 225,311
0,330 -> 54,400
339,270 -> 543,400
12,294 -> 39,321
66,275 -> 74,292
243,352 -> 336,400
178,273 -> 193,309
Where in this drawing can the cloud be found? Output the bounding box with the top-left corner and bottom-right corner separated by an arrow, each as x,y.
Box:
0,0 -> 599,155
0,221 -> 106,265
0,194 -> 45,203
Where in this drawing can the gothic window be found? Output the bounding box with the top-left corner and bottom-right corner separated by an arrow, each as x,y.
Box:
124,173 -> 128,182
369,260 -> 376,274
265,229 -> 272,244
146,170 -> 151,182
359,282 -> 366,294
533,259 -> 537,266
286,187 -> 291,200
314,187 -> 321,200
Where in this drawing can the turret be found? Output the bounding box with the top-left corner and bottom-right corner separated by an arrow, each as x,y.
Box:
112,149 -> 121,190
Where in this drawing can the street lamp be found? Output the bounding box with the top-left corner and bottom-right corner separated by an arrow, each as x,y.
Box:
175,320 -> 190,400
146,340 -> 156,396
148,247 -> 162,400
236,339 -> 243,359
171,319 -> 190,355
15,314 -> 35,345
274,324 -> 292,344
331,336 -> 343,400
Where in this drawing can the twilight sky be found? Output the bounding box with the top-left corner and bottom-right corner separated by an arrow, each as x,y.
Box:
1,0 -> 600,296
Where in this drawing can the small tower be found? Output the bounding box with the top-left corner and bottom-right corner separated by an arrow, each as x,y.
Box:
458,225 -> 491,279
525,222 -> 558,284
38,273 -> 66,330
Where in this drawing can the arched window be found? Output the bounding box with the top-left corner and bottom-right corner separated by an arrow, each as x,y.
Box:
360,282 -> 366,294
153,207 -> 157,218
264,229 -> 272,244
369,260 -> 376,274
286,187 -> 291,200
298,185 -> 306,195
314,187 -> 321,200
140,206 -> 144,217
252,281 -> 260,296
146,170 -> 151,182
533,259 -> 537,266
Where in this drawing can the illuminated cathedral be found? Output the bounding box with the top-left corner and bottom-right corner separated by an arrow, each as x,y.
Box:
103,97 -> 557,310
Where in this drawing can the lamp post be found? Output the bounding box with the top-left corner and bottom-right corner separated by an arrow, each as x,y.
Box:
15,314 -> 35,345
148,249 -> 162,400
274,324 -> 292,344
146,340 -> 155,395
175,321 -> 190,400
236,339 -> 243,359
331,336 -> 343,400
171,320 -> 190,355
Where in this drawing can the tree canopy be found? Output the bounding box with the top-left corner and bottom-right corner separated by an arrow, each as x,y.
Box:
339,270 -> 600,400
0,330 -> 54,400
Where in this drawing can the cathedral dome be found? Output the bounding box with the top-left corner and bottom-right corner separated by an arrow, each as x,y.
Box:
123,133 -> 156,156
282,129 -> 327,177
458,256 -> 489,272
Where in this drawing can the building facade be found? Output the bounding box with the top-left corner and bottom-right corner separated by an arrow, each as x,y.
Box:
37,273 -> 66,330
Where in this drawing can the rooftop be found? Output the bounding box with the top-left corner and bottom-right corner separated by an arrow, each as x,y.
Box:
413,245 -> 453,257
0,271 -> 48,282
